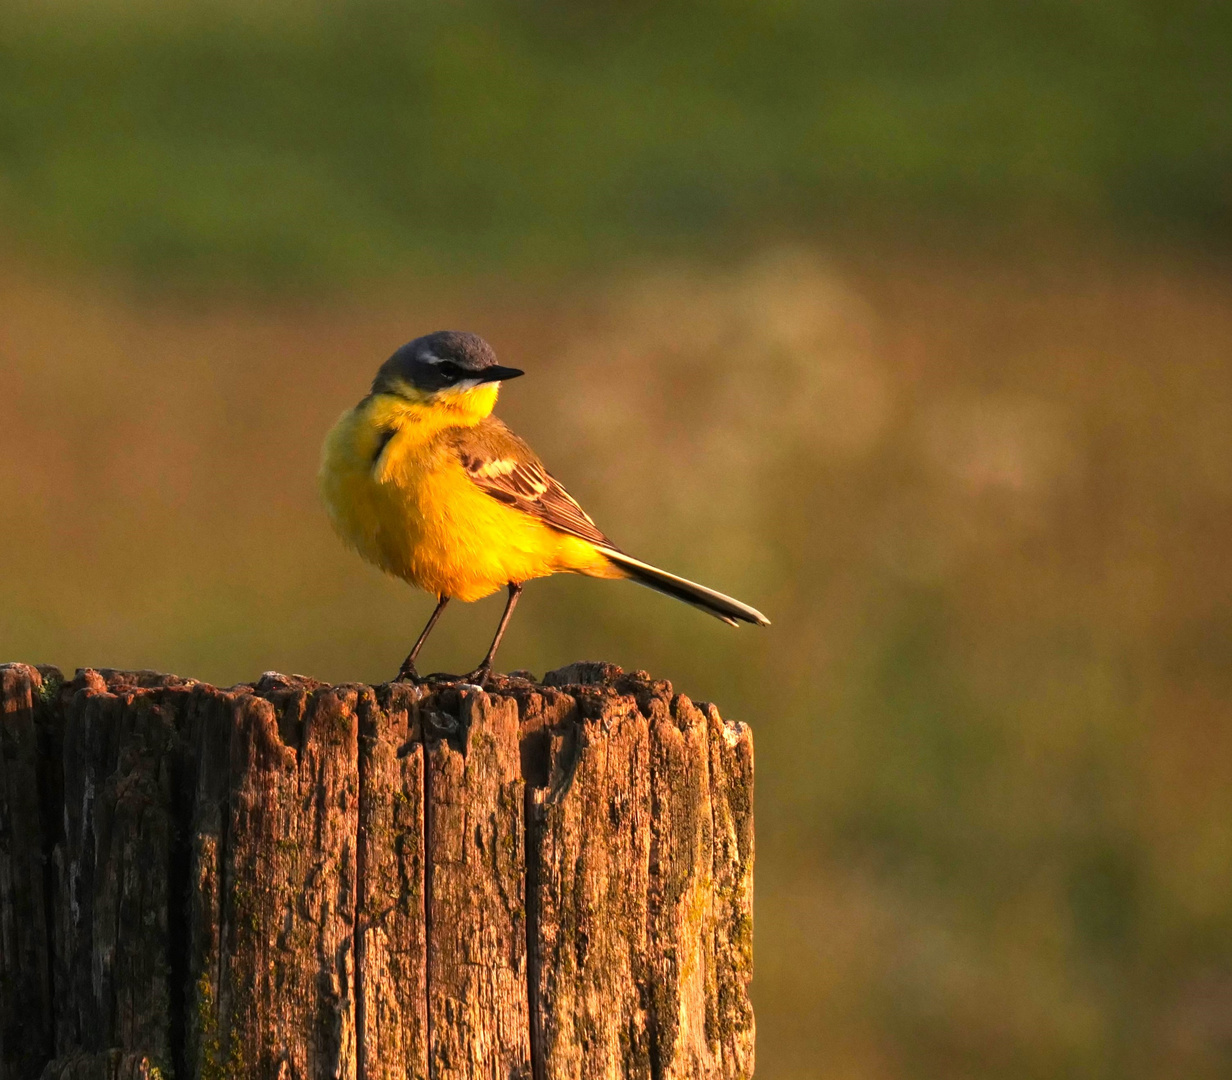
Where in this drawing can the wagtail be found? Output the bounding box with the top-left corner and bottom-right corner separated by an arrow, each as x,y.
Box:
319,331 -> 769,684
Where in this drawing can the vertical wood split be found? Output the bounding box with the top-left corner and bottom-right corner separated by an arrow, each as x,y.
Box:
0,662 -> 753,1080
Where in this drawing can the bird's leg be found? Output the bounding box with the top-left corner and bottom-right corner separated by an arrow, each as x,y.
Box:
463,583 -> 523,687
396,596 -> 450,682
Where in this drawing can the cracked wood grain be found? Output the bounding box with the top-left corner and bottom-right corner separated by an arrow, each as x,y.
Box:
526,689 -> 654,1080
424,689 -> 531,1080
0,663 -> 753,1080
356,683 -> 429,1080
0,665 -> 54,1079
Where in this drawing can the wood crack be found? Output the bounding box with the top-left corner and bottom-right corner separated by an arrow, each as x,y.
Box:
0,664 -> 753,1080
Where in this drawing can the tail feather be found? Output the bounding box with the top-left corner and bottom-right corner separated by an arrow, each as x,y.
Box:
600,548 -> 770,627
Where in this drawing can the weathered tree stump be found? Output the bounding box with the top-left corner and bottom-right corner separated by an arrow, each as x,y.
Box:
0,661 -> 754,1080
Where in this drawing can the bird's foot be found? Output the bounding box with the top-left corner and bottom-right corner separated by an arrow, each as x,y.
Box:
399,668 -> 492,690
417,671 -> 457,683
459,664 -> 493,688
394,660 -> 422,684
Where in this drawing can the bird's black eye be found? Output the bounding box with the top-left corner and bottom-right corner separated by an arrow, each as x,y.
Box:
437,360 -> 463,380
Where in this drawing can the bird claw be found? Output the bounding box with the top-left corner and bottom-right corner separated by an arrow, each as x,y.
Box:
418,671 -> 478,687
394,661 -> 422,684
392,666 -> 492,690
461,665 -> 493,688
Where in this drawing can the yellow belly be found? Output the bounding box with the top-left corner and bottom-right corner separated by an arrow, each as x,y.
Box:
319,402 -> 616,602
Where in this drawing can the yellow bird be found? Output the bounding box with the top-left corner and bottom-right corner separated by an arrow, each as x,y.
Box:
319,331 -> 769,684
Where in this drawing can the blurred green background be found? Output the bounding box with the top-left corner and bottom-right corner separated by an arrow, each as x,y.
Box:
4,2 -> 1232,1077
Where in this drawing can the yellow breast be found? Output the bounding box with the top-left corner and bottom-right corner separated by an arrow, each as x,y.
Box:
318,394 -> 610,602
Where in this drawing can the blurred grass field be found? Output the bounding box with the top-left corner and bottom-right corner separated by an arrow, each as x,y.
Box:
3,2 -> 1232,1077
6,243 -> 1232,1078
3,1 -> 1232,286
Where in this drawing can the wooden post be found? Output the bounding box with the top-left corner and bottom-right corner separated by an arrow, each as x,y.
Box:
0,662 -> 754,1080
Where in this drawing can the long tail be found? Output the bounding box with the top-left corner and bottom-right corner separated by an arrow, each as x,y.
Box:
600,548 -> 770,627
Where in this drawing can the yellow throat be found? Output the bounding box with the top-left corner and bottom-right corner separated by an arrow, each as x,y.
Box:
368,378 -> 501,434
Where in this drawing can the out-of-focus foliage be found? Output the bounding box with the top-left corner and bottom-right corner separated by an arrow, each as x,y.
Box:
1,0 -> 1231,286
4,248 -> 1232,1078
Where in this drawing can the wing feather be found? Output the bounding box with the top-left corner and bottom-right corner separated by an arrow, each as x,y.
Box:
452,419 -> 614,548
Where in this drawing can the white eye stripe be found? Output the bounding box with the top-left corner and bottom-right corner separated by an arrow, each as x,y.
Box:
420,352 -> 444,365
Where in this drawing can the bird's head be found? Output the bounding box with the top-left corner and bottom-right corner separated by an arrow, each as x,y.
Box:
371,331 -> 524,420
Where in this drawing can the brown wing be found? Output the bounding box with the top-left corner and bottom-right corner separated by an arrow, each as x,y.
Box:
451,418 -> 615,548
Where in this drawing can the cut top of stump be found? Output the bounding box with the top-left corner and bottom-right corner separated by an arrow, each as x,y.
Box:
0,661 -> 754,1080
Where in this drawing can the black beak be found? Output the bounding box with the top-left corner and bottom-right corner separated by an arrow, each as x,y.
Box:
477,365 -> 525,383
